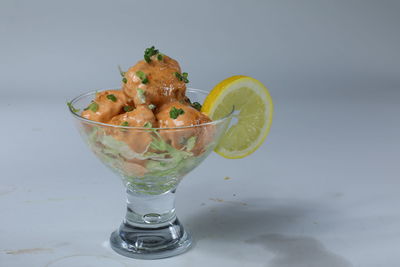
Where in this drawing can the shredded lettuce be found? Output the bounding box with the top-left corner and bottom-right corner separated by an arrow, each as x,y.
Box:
100,135 -> 149,160
84,127 -> 207,194
186,136 -> 197,151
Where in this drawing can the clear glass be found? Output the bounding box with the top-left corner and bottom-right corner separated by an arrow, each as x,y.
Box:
68,88 -> 233,259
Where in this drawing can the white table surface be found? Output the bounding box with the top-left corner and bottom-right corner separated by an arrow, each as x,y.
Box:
1,87 -> 399,267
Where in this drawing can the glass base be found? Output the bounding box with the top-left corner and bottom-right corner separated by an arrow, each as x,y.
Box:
109,218 -> 192,259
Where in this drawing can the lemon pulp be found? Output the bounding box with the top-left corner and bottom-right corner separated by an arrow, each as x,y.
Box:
202,76 -> 273,159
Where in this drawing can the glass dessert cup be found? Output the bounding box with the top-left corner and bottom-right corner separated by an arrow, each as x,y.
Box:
68,88 -> 233,259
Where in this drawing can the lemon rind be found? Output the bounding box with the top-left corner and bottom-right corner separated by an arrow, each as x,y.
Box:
203,76 -> 273,159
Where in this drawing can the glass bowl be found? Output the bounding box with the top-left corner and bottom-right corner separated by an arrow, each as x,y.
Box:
68,88 -> 233,259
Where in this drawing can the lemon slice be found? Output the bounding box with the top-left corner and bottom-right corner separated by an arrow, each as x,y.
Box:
202,76 -> 273,159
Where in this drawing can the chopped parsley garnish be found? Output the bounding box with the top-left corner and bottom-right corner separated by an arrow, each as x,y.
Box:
121,121 -> 129,126
84,102 -> 99,112
67,101 -> 80,113
136,88 -> 146,103
136,70 -> 145,79
148,104 -> 156,110
106,94 -> 117,102
143,122 -> 152,128
136,70 -> 148,84
119,66 -> 127,83
191,102 -> 202,111
174,72 -> 189,83
123,105 -> 134,112
169,106 -> 185,119
157,53 -> 163,61
144,46 -> 159,63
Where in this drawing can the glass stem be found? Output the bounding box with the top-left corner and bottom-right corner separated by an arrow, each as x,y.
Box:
125,188 -> 177,227
110,186 -> 192,259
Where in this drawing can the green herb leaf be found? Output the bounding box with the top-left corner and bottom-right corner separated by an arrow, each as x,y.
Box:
121,121 -> 129,126
67,101 -> 80,113
84,102 -> 99,112
123,105 -> 134,112
106,94 -> 117,102
182,72 -> 189,83
144,46 -> 159,63
191,102 -> 202,111
157,53 -> 163,61
122,77 -> 127,84
174,72 -> 189,83
143,122 -> 152,128
169,106 -> 185,119
90,102 -> 99,112
136,71 -> 148,84
136,70 -> 145,80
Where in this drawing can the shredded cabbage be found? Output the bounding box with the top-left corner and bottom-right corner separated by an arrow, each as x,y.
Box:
84,127 -> 206,194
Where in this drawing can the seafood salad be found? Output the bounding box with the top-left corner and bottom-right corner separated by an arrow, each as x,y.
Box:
68,47 -> 219,194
